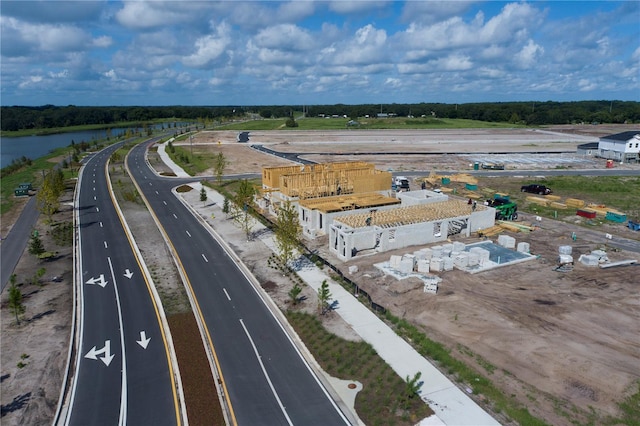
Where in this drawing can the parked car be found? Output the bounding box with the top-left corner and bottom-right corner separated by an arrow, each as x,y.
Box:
521,184 -> 552,195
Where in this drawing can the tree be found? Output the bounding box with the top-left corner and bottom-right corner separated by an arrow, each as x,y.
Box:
285,116 -> 298,127
274,201 -> 301,268
403,371 -> 423,408
318,279 -> 332,315
8,279 -> 25,325
213,152 -> 228,185
288,282 -> 302,305
222,197 -> 230,216
200,186 -> 208,206
37,169 -> 64,222
232,180 -> 257,240
28,231 -> 45,257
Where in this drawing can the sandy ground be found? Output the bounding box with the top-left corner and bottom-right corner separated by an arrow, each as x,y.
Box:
2,125 -> 639,425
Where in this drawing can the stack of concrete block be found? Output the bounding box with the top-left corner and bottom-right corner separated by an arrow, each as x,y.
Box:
443,257 -> 454,271
442,243 -> 454,257
579,254 -> 599,266
398,258 -> 414,273
430,258 -> 444,272
559,245 -> 572,255
417,259 -> 430,273
590,250 -> 609,263
402,254 -> 416,270
423,276 -> 442,294
498,234 -> 516,249
431,245 -> 443,259
413,250 -> 427,260
389,255 -> 402,268
468,251 -> 480,266
453,253 -> 469,268
517,242 -> 530,253
469,247 -> 491,263
421,248 -> 433,260
453,241 -> 466,252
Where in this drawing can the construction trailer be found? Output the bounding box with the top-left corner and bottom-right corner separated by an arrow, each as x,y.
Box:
329,199 -> 496,261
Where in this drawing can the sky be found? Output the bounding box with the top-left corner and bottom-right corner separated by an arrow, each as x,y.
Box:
1,1 -> 639,106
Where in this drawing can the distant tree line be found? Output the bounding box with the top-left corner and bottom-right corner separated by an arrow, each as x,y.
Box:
2,100 -> 638,131
305,101 -> 640,126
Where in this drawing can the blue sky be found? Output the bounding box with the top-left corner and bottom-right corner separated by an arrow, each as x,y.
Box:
1,1 -> 639,106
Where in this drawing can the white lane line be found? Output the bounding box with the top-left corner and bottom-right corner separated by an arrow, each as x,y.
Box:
155,190 -> 159,195
100,222 -> 103,227
223,288 -> 231,301
107,257 -> 128,426
96,207 -> 100,212
201,254 -> 208,263
173,213 -> 177,219
149,182 -> 153,186
185,230 -> 191,237
239,319 -> 293,425
163,201 -> 167,205
93,187 -> 96,191
104,241 -> 108,249
94,196 -> 97,201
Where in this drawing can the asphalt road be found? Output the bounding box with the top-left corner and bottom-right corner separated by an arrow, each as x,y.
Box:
64,143 -> 179,425
0,196 -> 39,291
128,141 -> 350,425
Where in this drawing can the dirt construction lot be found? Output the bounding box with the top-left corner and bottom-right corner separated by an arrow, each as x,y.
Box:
2,125 -> 639,426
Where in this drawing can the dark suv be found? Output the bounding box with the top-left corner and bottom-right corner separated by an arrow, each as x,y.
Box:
521,184 -> 552,195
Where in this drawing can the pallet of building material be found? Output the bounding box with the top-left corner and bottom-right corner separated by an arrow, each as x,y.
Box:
526,196 -> 549,206
585,205 -> 610,217
497,221 -> 535,233
549,201 -> 567,209
566,198 -> 585,208
477,225 -> 503,237
461,191 -> 482,199
544,195 -> 562,201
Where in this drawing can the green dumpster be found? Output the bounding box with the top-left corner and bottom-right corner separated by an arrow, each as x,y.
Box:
473,162 -> 480,170
441,177 -> 451,185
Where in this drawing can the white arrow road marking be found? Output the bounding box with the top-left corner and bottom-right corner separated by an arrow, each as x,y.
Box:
136,331 -> 151,349
85,274 -> 108,287
84,340 -> 115,366
124,269 -> 133,279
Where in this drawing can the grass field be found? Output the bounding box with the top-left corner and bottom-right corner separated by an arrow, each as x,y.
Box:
217,116 -> 525,131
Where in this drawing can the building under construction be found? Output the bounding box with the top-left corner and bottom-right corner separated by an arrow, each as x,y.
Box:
329,199 -> 495,261
258,161 -> 392,217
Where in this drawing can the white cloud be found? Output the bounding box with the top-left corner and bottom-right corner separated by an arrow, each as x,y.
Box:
182,23 -> 231,68
514,40 -> 544,69
329,1 -> 390,14
253,24 -> 316,52
18,75 -> 43,88
104,69 -> 117,80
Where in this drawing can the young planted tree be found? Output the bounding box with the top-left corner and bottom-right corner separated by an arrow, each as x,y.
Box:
200,186 -> 208,206
37,169 -> 64,222
318,279 -> 332,315
8,278 -> 25,325
222,197 -> 230,216
213,152 -> 228,185
28,231 -> 45,257
232,179 -> 257,240
403,371 -> 423,409
274,201 -> 302,269
288,282 -> 302,305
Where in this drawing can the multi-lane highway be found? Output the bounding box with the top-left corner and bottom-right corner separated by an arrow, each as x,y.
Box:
127,141 -> 350,425
64,143 -> 180,425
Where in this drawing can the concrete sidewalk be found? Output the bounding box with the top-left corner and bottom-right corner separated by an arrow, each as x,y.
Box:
155,139 -> 499,425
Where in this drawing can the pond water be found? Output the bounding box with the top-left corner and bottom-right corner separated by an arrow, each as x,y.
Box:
0,122 -> 191,168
